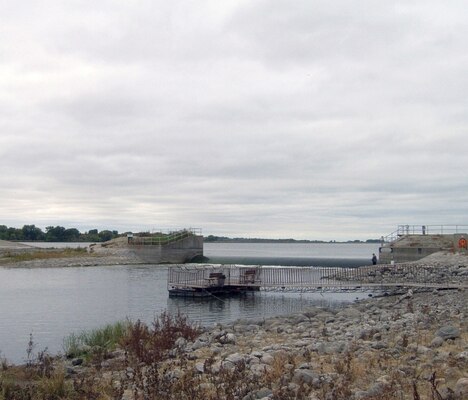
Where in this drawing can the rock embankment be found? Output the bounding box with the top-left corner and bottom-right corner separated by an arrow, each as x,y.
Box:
171,291 -> 467,399
62,288 -> 467,400
348,263 -> 468,287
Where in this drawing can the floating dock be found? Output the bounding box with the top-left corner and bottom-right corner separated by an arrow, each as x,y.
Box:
168,265 -> 261,297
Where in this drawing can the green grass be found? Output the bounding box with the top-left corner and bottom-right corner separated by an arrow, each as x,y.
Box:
63,321 -> 130,358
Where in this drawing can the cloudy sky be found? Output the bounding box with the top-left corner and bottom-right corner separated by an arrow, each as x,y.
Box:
1,1 -> 467,240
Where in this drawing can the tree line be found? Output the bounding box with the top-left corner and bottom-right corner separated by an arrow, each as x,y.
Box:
0,224 -> 120,242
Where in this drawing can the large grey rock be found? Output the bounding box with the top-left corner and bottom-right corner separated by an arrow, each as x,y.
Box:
224,352 -> 245,366
430,336 -> 444,348
435,326 -> 460,340
249,356 -> 260,365
260,354 -> 274,365
454,378 -> 468,399
218,332 -> 237,345
292,369 -> 320,387
192,338 -> 208,350
371,341 -> 388,350
251,351 -> 263,358
195,362 -> 205,373
255,387 -> 273,398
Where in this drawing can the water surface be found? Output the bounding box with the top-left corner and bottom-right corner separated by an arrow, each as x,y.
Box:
1,243 -> 378,363
204,242 -> 378,266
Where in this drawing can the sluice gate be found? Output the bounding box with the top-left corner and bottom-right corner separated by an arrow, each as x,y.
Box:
167,264 -> 468,297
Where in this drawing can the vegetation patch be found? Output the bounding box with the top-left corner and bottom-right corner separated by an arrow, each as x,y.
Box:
63,321 -> 130,359
122,311 -> 201,364
0,312 -> 203,399
1,248 -> 89,263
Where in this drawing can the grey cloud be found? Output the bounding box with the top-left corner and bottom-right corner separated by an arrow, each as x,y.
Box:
1,1 -> 468,240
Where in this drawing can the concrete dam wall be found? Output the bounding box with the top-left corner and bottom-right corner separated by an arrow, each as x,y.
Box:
379,225 -> 468,263
129,234 -> 204,264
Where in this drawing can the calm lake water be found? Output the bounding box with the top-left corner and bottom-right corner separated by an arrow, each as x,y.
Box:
1,242 -> 379,363
204,242 -> 378,266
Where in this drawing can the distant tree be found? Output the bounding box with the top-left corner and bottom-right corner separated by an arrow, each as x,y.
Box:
0,225 -> 8,240
98,230 -> 114,242
83,229 -> 100,242
0,224 -> 123,242
45,226 -> 66,242
63,228 -> 80,242
21,225 -> 45,241
7,227 -> 23,240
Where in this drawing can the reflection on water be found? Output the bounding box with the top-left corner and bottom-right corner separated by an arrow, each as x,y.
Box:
167,291 -> 366,327
0,259 -> 371,363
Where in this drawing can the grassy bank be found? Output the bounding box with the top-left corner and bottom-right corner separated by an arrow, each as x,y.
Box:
0,248 -> 89,263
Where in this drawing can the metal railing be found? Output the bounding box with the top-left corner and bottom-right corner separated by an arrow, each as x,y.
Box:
129,228 -> 202,246
168,264 -> 468,293
381,225 -> 468,245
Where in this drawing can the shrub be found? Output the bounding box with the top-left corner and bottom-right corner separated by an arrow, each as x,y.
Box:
123,310 -> 201,364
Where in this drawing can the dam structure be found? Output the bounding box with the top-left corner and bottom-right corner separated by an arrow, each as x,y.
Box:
378,225 -> 468,263
126,228 -> 203,264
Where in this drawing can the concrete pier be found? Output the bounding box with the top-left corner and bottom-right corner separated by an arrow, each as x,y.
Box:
127,229 -> 204,264
379,225 -> 468,263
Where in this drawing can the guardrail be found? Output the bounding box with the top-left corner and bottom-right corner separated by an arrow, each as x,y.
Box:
381,225 -> 468,244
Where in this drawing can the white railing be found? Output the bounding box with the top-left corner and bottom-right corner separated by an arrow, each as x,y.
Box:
381,225 -> 468,244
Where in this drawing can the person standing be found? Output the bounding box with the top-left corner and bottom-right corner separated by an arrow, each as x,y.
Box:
372,253 -> 377,265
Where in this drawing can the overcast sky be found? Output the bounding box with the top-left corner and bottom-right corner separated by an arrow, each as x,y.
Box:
1,1 -> 467,240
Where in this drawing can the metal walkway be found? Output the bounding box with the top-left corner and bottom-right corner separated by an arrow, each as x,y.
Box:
167,264 -> 468,296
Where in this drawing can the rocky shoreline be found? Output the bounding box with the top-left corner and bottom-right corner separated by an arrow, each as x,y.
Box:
1,251 -> 467,399
56,287 -> 466,400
